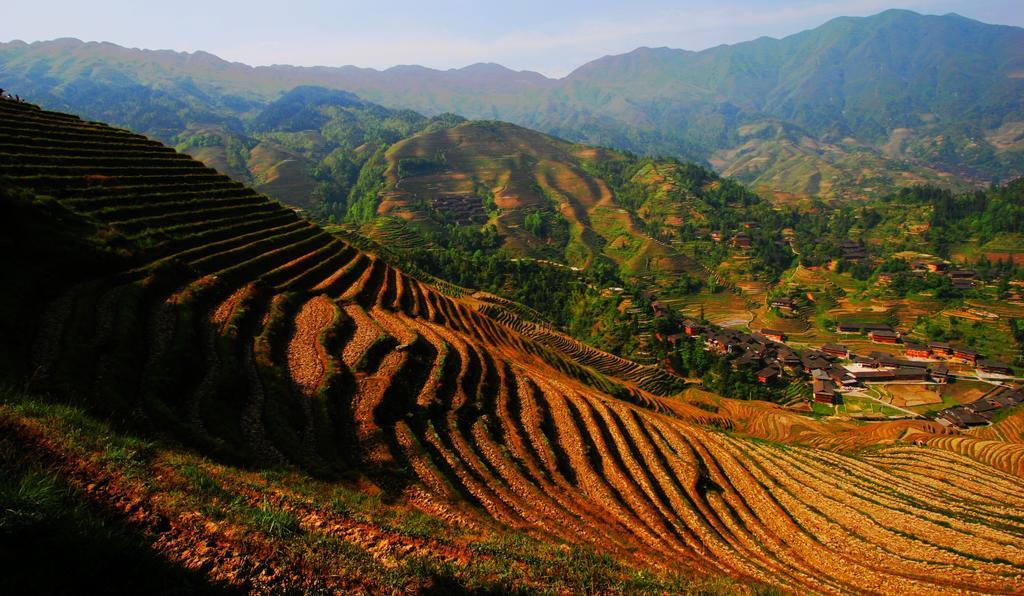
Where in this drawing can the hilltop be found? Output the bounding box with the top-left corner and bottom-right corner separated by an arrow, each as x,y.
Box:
3,99 -> 1024,592
2,10 -> 1022,199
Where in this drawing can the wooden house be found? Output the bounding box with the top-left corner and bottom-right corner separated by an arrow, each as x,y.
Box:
978,359 -> 1012,375
870,329 -> 900,344
812,379 -> 837,404
757,366 -> 781,384
903,343 -> 931,359
821,343 -> 849,359
953,347 -> 979,365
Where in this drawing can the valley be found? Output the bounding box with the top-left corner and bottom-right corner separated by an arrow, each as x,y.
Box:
1,7 -> 1024,593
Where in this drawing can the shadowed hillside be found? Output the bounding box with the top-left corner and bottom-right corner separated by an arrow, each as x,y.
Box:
3,101 -> 1024,592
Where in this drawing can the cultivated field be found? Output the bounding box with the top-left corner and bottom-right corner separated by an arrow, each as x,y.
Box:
3,100 -> 1024,592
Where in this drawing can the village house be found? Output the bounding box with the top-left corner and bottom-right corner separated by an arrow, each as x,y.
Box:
930,364 -> 950,384
775,348 -> 802,370
978,359 -> 1013,375
757,366 -> 781,384
812,378 -> 838,404
664,333 -> 687,348
950,269 -> 977,280
770,297 -> 797,314
761,329 -> 786,343
953,347 -> 979,365
821,343 -> 849,359
852,368 -> 928,383
802,352 -> 831,373
928,342 -> 954,358
837,322 -> 893,334
733,351 -> 761,370
682,320 -> 707,337
836,239 -> 868,261
824,364 -> 857,386
731,232 -> 752,250
870,329 -> 900,344
903,343 -> 932,359
937,406 -> 988,428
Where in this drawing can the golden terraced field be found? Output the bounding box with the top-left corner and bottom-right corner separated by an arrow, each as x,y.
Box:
2,100 -> 1024,592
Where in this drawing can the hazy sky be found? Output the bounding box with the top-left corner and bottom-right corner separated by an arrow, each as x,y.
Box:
3,1 -> 1022,77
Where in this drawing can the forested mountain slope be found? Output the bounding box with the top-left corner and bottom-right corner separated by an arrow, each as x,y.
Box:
2,10 -> 1021,199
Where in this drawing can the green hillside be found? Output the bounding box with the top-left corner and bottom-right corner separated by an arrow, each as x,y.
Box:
2,10 -> 1021,200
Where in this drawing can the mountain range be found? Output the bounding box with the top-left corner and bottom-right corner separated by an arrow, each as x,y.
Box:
2,9 -> 1022,200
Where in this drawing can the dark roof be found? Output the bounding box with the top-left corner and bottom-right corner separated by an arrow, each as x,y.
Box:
757,366 -> 781,378
978,359 -> 1011,370
838,322 -> 893,332
852,368 -> 929,381
966,399 -> 1001,414
938,407 -> 988,427
870,329 -> 899,338
822,343 -> 848,353
812,379 -> 835,396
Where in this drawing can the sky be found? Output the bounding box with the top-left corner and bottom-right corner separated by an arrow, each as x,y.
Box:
2,1 -> 1022,77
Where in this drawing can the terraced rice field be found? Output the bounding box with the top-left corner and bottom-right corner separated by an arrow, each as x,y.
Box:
5,100 -> 1024,592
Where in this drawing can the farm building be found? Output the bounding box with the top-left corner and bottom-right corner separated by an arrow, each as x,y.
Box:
928,342 -> 954,357
870,329 -> 900,344
761,329 -> 787,343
